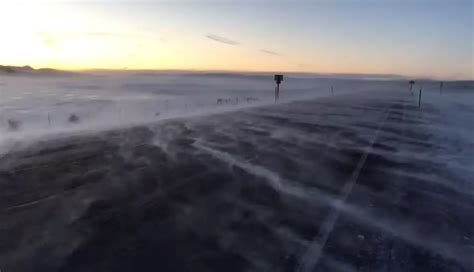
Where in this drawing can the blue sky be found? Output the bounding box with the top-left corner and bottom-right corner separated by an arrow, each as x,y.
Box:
1,0 -> 472,79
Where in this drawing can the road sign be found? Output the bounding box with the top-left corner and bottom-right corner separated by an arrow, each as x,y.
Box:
274,74 -> 284,102
274,74 -> 283,85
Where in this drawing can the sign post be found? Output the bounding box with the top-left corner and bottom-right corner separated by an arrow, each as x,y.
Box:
419,88 -> 422,108
274,74 -> 283,102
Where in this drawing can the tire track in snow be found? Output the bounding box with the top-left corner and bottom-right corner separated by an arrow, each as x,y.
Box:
193,123 -> 473,269
297,103 -> 393,272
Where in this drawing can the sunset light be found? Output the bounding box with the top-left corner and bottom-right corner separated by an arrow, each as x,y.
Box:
1,0 -> 472,79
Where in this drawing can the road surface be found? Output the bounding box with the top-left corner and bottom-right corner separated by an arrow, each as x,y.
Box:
0,90 -> 473,272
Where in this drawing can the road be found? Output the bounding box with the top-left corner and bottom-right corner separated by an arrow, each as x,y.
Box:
0,90 -> 473,272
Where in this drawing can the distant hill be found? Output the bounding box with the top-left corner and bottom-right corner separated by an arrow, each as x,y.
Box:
0,65 -> 78,76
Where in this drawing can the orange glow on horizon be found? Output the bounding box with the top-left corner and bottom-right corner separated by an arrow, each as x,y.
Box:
1,1 -> 472,80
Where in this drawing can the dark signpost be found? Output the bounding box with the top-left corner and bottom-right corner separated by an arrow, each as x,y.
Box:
419,88 -> 422,108
274,74 -> 283,102
440,81 -> 444,95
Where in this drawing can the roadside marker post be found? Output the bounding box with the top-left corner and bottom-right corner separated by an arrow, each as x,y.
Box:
419,88 -> 422,108
409,80 -> 415,94
274,74 -> 283,102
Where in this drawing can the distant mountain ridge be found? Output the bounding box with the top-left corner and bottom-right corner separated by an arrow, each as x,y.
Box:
0,65 -> 77,76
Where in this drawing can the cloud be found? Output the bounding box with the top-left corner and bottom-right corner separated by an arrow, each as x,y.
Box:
206,34 -> 240,46
260,49 -> 282,56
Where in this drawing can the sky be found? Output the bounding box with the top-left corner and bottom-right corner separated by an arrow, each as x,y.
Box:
0,0 -> 472,79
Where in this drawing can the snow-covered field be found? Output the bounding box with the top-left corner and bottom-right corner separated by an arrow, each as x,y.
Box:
0,72 -> 403,151
0,73 -> 473,271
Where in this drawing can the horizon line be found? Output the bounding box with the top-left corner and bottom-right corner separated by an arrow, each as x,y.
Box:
1,64 -> 472,81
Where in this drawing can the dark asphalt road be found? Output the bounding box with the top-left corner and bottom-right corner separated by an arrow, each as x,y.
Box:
0,91 -> 473,272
